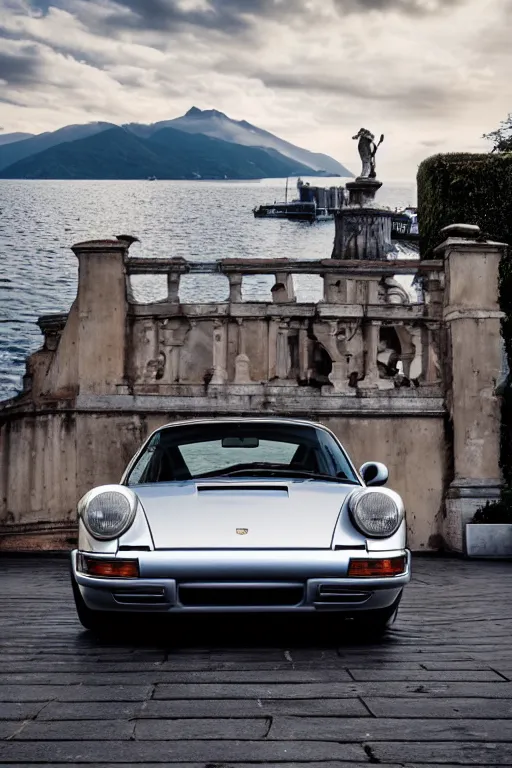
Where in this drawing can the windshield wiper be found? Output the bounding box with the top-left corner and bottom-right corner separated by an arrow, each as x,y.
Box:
207,467 -> 359,484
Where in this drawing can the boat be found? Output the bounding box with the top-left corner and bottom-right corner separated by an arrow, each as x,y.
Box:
391,207 -> 419,241
253,201 -> 325,221
253,179 -> 345,222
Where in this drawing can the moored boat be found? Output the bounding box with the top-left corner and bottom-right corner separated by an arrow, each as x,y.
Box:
253,178 -> 343,222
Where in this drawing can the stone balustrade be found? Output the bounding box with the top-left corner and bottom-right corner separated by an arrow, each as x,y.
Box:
82,251 -> 447,396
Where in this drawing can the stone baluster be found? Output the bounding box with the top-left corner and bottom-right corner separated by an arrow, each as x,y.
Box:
167,262 -> 189,302
268,319 -> 279,380
159,320 -> 183,383
359,321 -> 381,389
234,319 -> 251,384
421,322 -> 441,385
228,273 -> 243,303
327,322 -> 349,393
404,326 -> 422,380
271,272 -> 296,304
423,268 -> 444,319
298,321 -> 309,381
276,320 -> 291,379
367,278 -> 380,304
210,319 -> 228,384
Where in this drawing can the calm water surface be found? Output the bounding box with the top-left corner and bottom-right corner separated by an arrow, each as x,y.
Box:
0,178 -> 416,399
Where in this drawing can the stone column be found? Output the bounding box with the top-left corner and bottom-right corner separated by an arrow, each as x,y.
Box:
438,224 -> 507,552
72,239 -> 128,395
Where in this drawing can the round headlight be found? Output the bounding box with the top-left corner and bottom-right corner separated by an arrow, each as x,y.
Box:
79,485 -> 137,541
350,490 -> 403,538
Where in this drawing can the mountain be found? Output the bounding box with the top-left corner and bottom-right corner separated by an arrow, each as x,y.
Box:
146,127 -> 315,179
125,107 -> 352,177
0,133 -> 34,147
0,123 -> 115,171
0,126 -> 317,180
0,108 -> 351,180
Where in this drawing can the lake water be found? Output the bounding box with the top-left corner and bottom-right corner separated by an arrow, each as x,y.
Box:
0,177 -> 416,400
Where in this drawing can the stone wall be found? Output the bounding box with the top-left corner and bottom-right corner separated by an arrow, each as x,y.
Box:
0,227 -> 505,552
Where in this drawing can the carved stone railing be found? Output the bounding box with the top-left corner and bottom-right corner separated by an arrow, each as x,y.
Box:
121,255 -> 444,396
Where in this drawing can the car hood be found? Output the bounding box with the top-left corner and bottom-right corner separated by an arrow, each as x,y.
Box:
132,478 -> 363,549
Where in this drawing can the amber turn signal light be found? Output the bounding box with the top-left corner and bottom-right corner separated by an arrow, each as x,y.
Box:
348,556 -> 406,578
78,555 -> 139,578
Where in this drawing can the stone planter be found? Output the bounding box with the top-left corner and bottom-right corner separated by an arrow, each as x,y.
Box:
465,524 -> 512,558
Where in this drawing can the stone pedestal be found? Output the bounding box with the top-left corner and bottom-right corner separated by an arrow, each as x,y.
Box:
437,224 -> 507,552
346,178 -> 382,207
331,178 -> 392,261
332,208 -> 393,261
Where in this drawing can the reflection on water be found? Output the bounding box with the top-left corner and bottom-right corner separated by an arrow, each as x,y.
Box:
0,178 -> 416,399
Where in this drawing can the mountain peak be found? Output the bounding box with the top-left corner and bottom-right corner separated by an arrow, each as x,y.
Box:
185,107 -> 228,120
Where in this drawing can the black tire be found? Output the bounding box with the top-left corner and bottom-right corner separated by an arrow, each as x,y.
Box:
70,573 -> 120,633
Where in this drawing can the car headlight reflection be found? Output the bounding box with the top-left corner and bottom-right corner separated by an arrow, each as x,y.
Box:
79,485 -> 137,541
350,490 -> 403,538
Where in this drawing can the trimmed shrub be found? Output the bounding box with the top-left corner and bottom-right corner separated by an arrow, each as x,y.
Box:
417,152 -> 512,260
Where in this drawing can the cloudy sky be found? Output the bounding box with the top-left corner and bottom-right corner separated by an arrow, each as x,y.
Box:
0,0 -> 511,178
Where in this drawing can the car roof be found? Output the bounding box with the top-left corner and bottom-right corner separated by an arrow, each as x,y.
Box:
153,417 -> 327,432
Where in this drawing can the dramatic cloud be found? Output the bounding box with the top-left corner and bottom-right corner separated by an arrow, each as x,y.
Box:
333,0 -> 464,14
1,0 -> 512,176
0,43 -> 42,86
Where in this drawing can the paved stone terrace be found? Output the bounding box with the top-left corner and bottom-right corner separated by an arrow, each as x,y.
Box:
1,555 -> 512,766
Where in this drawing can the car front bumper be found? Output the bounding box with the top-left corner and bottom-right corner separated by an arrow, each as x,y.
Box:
71,548 -> 411,614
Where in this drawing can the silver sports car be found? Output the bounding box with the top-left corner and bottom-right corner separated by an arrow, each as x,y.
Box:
71,418 -> 410,632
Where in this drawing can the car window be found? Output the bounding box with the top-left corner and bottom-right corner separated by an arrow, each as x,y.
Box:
126,422 -> 358,485
179,439 -> 297,477
126,432 -> 161,484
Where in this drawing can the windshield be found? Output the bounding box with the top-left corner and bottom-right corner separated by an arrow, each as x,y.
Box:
126,422 -> 359,485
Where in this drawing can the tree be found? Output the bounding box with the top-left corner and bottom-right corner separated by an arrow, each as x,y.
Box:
483,113 -> 512,153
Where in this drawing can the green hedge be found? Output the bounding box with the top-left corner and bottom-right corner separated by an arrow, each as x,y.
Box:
418,153 -> 512,517
417,153 -> 512,259
418,152 -> 512,364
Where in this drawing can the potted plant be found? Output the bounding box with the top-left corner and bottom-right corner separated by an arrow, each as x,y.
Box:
465,490 -> 512,558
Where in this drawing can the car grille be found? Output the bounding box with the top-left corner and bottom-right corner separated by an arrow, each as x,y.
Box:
178,583 -> 305,607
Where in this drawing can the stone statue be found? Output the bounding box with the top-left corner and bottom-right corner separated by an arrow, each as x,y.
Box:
352,128 -> 384,179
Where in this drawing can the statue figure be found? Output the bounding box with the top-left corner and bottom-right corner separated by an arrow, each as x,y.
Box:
352,128 -> 384,179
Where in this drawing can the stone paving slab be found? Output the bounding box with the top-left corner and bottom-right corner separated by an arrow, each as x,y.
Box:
1,555 -> 512,766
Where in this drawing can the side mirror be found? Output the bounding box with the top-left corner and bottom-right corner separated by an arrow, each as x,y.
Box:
359,461 -> 389,487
